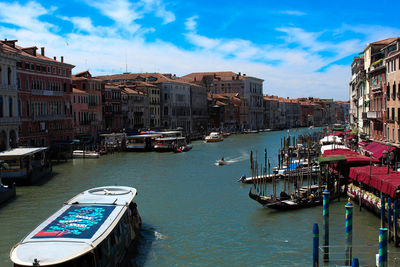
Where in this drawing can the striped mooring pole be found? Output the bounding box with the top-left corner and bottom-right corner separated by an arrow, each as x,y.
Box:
381,195 -> 386,228
379,228 -> 388,267
394,200 -> 398,246
352,257 -> 359,267
313,223 -> 319,267
323,189 -> 329,262
345,200 -> 353,266
388,197 -> 392,243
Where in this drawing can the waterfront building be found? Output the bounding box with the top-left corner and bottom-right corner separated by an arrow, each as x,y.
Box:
349,56 -> 366,138
97,73 -> 194,133
0,40 -> 74,147
183,72 -> 264,129
208,93 -> 246,131
188,83 -> 208,137
103,84 -> 123,132
121,87 -> 149,131
0,42 -> 19,151
72,88 -> 90,138
383,38 -> 400,144
72,71 -> 103,138
334,101 -> 350,124
362,38 -> 395,141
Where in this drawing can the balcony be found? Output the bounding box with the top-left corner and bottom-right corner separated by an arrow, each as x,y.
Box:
371,82 -> 383,93
367,111 -> 382,120
31,90 -> 64,97
0,117 -> 20,124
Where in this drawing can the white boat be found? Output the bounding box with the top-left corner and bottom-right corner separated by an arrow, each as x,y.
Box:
154,137 -> 186,151
126,133 -> 162,150
10,186 -> 141,267
0,147 -> 51,185
72,150 -> 100,158
205,132 -> 224,142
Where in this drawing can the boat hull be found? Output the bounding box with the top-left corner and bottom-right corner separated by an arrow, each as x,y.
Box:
0,184 -> 16,205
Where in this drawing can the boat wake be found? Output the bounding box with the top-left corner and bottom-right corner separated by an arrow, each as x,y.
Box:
154,231 -> 166,240
214,153 -> 248,166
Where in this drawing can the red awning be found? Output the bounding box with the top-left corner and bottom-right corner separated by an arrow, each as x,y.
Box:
363,142 -> 396,159
358,141 -> 369,147
346,136 -> 354,140
323,149 -> 379,165
345,129 -> 351,133
349,166 -> 400,197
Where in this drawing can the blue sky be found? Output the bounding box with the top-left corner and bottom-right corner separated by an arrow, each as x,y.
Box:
1,0 -> 400,100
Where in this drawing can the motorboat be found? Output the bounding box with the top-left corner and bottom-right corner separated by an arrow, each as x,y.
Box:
205,132 -> 224,143
72,150 -> 100,158
10,186 -> 141,267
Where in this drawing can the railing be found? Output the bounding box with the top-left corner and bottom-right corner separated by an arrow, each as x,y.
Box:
32,114 -> 65,121
371,82 -> 383,92
31,90 -> 64,97
367,111 -> 382,120
0,117 -> 20,124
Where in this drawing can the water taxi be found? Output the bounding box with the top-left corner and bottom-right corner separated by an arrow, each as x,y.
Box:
0,147 -> 51,185
126,133 -> 162,151
205,132 -> 224,142
154,131 -> 187,151
72,150 -> 100,158
10,186 -> 141,267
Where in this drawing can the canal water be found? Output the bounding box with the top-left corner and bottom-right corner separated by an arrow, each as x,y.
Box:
0,128 -> 398,266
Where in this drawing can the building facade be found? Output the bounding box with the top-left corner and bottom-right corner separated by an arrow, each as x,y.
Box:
72,71 -> 103,138
183,72 -> 264,129
1,40 -> 74,147
0,42 -> 19,151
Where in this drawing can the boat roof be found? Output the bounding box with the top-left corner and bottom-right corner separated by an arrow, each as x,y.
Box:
10,186 -> 137,266
159,131 -> 182,134
0,147 -> 47,158
128,134 -> 162,138
156,137 -> 186,141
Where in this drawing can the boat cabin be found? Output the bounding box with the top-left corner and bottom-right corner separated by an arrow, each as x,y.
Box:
126,133 -> 162,150
154,136 -> 186,151
10,186 -> 141,267
0,147 -> 51,185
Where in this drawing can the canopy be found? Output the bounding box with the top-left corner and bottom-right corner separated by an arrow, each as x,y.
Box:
316,155 -> 346,163
349,166 -> 400,198
363,142 -> 396,159
358,141 -> 369,147
320,136 -> 343,145
323,149 -> 379,165
321,144 -> 349,154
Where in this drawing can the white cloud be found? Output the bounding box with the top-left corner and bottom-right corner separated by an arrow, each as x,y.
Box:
185,15 -> 198,31
2,0 -> 398,101
280,10 -> 307,16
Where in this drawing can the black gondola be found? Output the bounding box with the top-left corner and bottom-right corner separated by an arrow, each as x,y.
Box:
249,186 -> 323,211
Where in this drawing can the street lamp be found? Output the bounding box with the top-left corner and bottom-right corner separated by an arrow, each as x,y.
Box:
386,142 -> 392,173
383,150 -> 388,170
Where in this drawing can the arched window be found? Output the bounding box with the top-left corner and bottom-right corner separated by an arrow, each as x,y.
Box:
0,96 -> 3,117
8,67 -> 11,85
387,83 -> 391,100
0,66 -> 2,84
9,97 -> 13,117
393,82 -> 397,100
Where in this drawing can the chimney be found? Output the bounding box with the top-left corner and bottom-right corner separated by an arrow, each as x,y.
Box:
53,56 -> 57,61
238,72 -> 241,76
41,47 -> 45,56
61,56 -> 64,63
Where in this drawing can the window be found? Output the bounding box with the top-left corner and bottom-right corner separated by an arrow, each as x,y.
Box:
8,67 -> 11,85
9,97 -> 13,117
392,107 -> 395,122
387,84 -> 391,100
393,82 -> 397,100
0,96 -> 3,117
